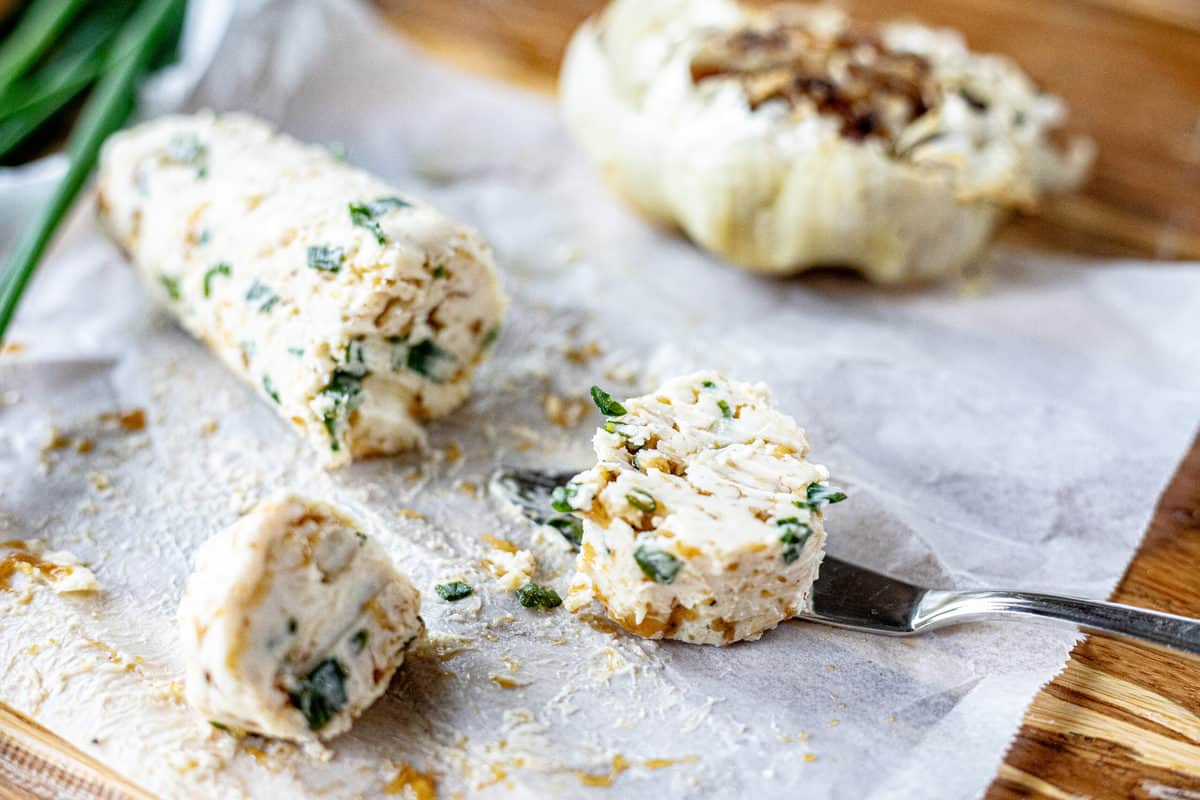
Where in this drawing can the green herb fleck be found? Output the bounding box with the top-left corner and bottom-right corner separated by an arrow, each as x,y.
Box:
167,133 -> 208,178
388,335 -> 408,372
777,517 -> 813,564
245,281 -> 279,313
717,399 -> 732,419
349,202 -> 386,244
209,721 -> 230,732
626,488 -> 657,513
350,629 -> 369,654
634,546 -> 682,584
431,265 -> 448,279
288,658 -> 347,732
590,386 -> 627,417
262,375 -> 280,404
317,369 -> 364,450
287,618 -> 298,634
159,273 -> 181,301
307,245 -> 345,273
546,515 -> 583,548
550,483 -> 579,513
701,380 -> 716,389
348,197 -> 412,245
481,325 -> 501,349
515,582 -> 562,609
793,483 -> 848,511
342,337 -> 367,375
435,582 -> 474,602
203,262 -> 231,298
366,196 -> 412,214
407,338 -> 455,383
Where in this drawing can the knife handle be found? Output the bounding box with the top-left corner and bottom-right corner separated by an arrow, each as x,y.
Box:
917,589 -> 1200,655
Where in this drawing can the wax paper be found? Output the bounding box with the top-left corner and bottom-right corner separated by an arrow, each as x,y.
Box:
2,1 -> 1199,798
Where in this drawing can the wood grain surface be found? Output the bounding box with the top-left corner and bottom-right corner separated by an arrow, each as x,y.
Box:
0,702 -> 151,800
373,1 -> 1200,798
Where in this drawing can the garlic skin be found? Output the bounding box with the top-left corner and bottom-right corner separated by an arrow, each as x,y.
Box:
560,0 -> 1093,283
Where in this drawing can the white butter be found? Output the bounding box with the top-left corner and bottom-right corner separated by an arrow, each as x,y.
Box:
0,539 -> 99,594
178,493 -> 422,742
564,372 -> 839,645
97,112 -> 507,467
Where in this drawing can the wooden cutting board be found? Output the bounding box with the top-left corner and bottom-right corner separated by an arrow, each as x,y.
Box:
2,1 -> 1198,798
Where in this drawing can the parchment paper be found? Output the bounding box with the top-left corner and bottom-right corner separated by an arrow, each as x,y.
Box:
2,1 -> 1199,798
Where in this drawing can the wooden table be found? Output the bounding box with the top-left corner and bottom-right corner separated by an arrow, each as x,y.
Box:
2,1 -> 1198,798
374,1 -> 1200,798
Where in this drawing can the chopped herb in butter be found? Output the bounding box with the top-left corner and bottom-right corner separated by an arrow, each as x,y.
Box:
388,335 -> 408,372
349,203 -> 386,244
262,375 -> 281,404
350,629 -> 369,654
776,517 -> 813,564
203,262 -> 231,298
245,281 -> 279,313
288,658 -> 347,731
342,338 -> 367,376
307,245 -> 345,273
349,197 -> 412,244
550,483 -> 579,513
794,483 -> 848,511
717,399 -> 732,418
626,488 -> 657,513
159,273 -> 181,300
546,515 -> 583,548
167,133 -> 208,178
317,370 -> 364,450
634,546 -> 681,584
366,196 -> 412,214
406,338 -> 455,383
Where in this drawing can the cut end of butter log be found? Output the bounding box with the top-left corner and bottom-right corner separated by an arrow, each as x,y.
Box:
563,372 -> 842,645
178,493 -> 422,742
96,112 -> 507,468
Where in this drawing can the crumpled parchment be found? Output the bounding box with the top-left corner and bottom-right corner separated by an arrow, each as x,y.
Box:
2,1 -> 1199,798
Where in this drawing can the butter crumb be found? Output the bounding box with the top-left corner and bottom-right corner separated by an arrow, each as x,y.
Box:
542,392 -> 589,428
564,341 -> 601,365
